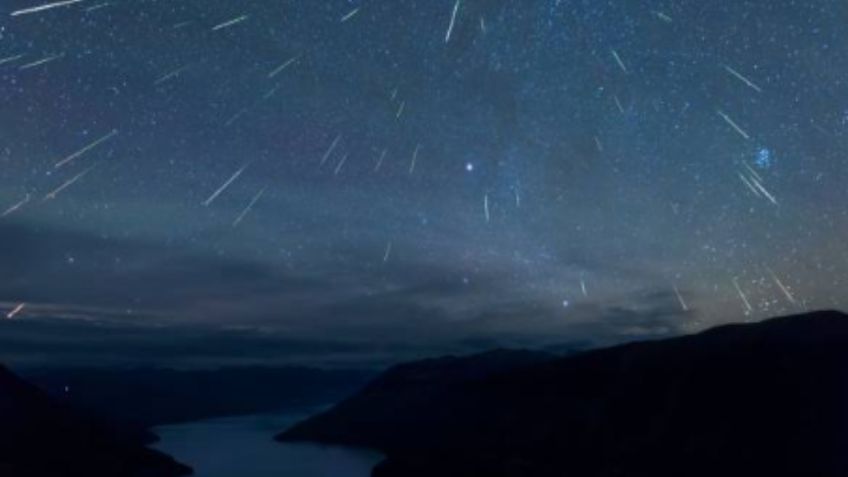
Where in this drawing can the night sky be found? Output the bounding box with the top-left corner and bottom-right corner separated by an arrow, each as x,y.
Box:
1,0 -> 847,367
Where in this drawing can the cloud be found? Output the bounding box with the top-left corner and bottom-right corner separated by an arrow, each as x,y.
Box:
0,317 -> 412,368
0,219 -> 699,367
0,220 -> 328,318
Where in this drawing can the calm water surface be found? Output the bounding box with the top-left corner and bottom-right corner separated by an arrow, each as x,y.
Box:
153,412 -> 382,477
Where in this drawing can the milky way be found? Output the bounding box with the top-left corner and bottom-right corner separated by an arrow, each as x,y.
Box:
1,0 -> 847,366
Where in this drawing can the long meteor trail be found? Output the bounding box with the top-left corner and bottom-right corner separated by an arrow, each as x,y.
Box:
445,0 -> 461,43
212,15 -> 248,31
717,110 -> 750,140
54,130 -> 118,168
232,187 -> 266,226
203,164 -> 249,206
2,194 -> 31,217
268,55 -> 299,79
43,165 -> 96,201
723,64 -> 763,93
6,303 -> 25,319
11,0 -> 84,17
19,53 -> 64,70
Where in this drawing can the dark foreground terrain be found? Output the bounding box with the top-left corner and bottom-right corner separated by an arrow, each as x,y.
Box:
279,310 -> 848,477
0,362 -> 372,476
0,364 -> 191,477
22,366 -> 373,434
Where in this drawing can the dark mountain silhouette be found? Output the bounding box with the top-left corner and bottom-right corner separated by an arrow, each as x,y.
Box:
0,364 -> 191,477
278,310 -> 848,477
21,366 -> 374,436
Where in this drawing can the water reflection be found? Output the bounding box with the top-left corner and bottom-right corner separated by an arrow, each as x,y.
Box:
153,413 -> 382,477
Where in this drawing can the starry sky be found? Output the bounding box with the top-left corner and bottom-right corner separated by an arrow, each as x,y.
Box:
1,0 -> 847,367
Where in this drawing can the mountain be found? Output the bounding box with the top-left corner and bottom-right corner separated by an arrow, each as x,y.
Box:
277,348 -> 555,448
21,366 -> 374,433
0,365 -> 191,477
278,310 -> 848,477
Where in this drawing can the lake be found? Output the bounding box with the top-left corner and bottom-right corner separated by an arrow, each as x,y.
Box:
152,412 -> 383,477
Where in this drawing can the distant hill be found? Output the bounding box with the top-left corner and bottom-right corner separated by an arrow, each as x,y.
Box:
278,310 -> 848,477
0,364 -> 191,477
21,366 -> 374,433
278,348 -> 555,449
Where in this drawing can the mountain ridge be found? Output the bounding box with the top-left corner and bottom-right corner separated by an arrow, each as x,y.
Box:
21,365 -> 374,432
0,364 -> 192,477
278,310 -> 848,477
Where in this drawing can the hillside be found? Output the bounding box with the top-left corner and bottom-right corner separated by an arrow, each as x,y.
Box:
278,311 -> 848,477
0,365 -> 191,477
